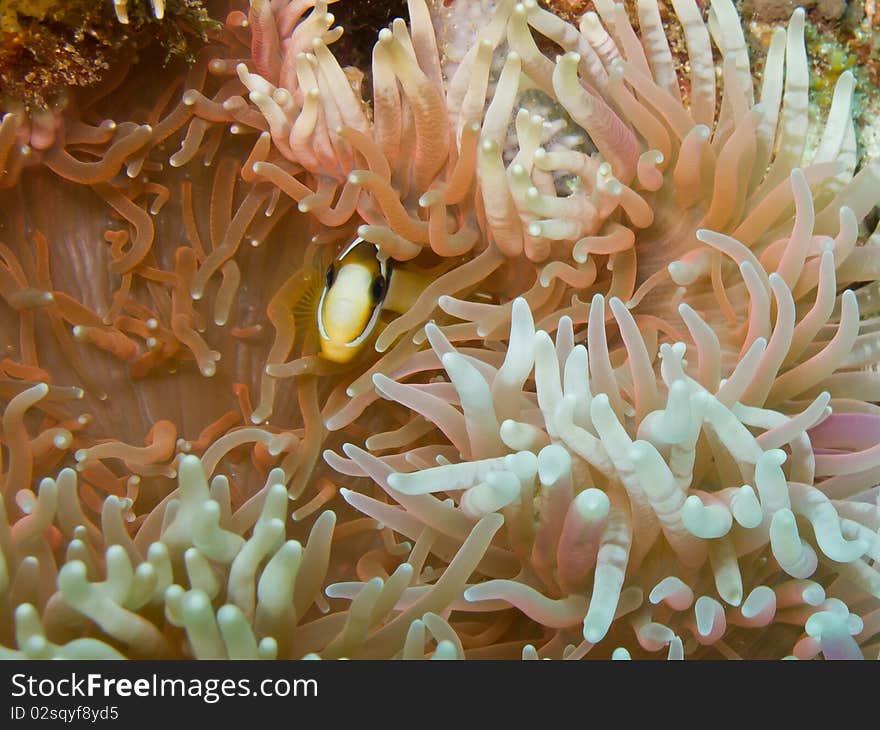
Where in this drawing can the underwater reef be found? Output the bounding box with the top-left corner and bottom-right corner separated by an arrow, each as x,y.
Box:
0,0 -> 879,660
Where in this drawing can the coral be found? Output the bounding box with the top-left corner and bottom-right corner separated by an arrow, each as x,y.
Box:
0,0 -> 217,135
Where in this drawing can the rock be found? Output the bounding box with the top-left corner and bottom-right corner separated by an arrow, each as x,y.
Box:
815,0 -> 848,20
743,0 -> 849,21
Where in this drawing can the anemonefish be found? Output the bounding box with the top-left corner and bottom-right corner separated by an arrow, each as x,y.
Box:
317,238 -> 424,363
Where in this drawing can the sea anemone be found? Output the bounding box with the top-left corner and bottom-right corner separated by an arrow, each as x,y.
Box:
226,0 -> 879,429
330,294 -> 878,658
0,0 -> 217,155
0,0 -> 879,660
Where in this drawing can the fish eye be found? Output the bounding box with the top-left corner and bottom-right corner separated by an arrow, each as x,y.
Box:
371,274 -> 387,302
325,264 -> 335,288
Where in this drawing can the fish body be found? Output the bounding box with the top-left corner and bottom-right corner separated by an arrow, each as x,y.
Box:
317,238 -> 390,363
